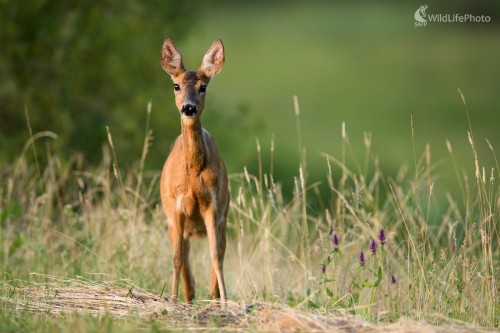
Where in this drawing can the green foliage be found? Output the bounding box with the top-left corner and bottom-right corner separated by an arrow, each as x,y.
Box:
0,0 -> 198,165
3,1 -> 500,193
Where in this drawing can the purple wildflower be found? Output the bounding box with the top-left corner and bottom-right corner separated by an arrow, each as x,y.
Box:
369,239 -> 377,254
378,229 -> 386,246
321,264 -> 326,274
359,251 -> 365,266
332,234 -> 340,247
390,275 -> 397,284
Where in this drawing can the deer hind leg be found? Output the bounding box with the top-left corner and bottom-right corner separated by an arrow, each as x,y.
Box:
168,213 -> 185,302
181,237 -> 195,303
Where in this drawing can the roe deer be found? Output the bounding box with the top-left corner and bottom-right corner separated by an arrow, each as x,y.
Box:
160,37 -> 229,303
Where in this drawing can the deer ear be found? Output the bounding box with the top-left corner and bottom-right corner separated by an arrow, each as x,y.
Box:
161,37 -> 184,76
200,39 -> 224,78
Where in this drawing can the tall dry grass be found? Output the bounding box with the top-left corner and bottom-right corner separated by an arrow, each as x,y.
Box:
1,97 -> 498,329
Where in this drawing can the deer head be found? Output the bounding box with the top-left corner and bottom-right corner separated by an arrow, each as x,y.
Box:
161,38 -> 224,119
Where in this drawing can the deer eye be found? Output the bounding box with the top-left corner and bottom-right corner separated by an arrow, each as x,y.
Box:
173,84 -> 180,91
200,85 -> 207,93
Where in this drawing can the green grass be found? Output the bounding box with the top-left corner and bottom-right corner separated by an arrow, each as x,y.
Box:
0,311 -> 128,333
1,97 -> 498,331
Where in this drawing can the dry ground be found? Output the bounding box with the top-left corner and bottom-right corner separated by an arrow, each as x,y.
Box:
2,278 -> 492,333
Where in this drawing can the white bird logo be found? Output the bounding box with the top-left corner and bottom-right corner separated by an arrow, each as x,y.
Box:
415,4 -> 428,23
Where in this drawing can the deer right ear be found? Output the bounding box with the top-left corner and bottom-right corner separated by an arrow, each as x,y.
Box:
161,37 -> 184,77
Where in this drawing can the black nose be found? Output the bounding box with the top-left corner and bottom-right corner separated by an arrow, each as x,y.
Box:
181,104 -> 197,117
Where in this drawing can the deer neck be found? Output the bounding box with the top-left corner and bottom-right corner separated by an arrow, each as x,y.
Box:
181,117 -> 206,174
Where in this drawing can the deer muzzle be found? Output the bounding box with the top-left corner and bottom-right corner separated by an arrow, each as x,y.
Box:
181,104 -> 198,117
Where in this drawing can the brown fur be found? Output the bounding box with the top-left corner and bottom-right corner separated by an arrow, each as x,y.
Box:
160,37 -> 229,303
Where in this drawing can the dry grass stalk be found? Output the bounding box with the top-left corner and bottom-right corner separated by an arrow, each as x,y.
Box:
5,284 -> 176,318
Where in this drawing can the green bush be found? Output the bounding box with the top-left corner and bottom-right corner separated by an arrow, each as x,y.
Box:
0,1 -> 198,165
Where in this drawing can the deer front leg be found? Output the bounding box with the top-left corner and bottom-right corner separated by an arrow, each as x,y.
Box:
168,213 -> 185,302
181,237 -> 195,303
210,223 -> 226,299
204,207 -> 227,302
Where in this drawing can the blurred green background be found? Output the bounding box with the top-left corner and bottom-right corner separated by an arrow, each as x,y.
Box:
1,0 -> 499,196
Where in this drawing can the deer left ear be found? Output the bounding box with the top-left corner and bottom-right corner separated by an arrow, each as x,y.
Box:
200,39 -> 224,78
